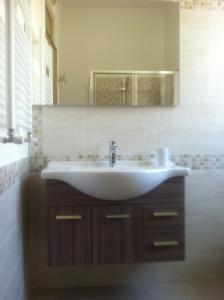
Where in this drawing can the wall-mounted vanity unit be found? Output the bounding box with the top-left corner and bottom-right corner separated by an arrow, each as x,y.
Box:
42,161 -> 190,267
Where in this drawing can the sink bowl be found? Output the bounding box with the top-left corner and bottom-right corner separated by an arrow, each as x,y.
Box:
41,161 -> 190,201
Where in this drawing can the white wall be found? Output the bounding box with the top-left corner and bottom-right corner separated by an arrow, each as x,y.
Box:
0,181 -> 29,300
165,2 -> 179,69
0,144 -> 28,168
30,0 -> 45,40
0,135 -> 29,300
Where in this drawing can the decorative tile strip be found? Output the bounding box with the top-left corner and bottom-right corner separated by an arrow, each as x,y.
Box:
29,154 -> 156,172
29,105 -> 43,158
171,154 -> 224,169
180,0 -> 224,10
0,158 -> 29,196
29,154 -> 224,172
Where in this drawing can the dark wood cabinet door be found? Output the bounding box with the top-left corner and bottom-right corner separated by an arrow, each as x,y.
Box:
48,206 -> 91,267
92,205 -> 143,264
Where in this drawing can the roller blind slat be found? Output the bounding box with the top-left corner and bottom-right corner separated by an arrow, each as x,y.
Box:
13,0 -> 32,133
0,0 -> 7,129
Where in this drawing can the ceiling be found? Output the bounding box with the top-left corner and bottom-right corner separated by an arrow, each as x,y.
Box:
60,0 -> 178,9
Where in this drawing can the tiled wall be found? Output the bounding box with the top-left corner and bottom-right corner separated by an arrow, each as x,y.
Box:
29,0 -> 224,290
31,104 -> 224,170
180,0 -> 224,10
0,158 -> 29,196
0,158 -> 29,300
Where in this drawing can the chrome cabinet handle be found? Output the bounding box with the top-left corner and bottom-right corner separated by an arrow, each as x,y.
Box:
105,214 -> 131,219
153,241 -> 179,247
152,212 -> 179,218
56,215 -> 82,221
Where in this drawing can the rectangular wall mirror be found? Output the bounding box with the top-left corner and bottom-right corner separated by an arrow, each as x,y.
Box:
31,0 -> 180,106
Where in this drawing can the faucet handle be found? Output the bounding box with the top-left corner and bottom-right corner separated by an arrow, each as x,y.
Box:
109,141 -> 117,148
24,131 -> 38,143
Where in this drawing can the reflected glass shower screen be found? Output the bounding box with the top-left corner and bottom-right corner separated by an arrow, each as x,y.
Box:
90,71 -> 178,106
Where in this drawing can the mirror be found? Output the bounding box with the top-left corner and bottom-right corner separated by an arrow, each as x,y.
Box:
31,0 -> 180,106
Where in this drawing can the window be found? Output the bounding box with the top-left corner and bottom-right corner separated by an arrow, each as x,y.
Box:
14,0 -> 32,135
0,0 -> 7,130
0,0 -> 32,138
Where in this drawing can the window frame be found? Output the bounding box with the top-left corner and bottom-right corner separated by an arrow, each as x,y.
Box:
1,0 -> 32,139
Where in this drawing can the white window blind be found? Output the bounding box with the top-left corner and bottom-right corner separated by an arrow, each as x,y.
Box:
14,0 -> 32,134
0,0 -> 7,129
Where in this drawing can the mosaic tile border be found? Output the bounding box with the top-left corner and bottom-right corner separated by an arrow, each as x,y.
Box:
147,0 -> 224,10
29,106 -> 43,159
0,158 -> 29,196
180,0 -> 224,10
29,154 -> 224,172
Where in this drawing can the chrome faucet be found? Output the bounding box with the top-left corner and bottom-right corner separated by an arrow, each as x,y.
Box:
109,141 -> 117,168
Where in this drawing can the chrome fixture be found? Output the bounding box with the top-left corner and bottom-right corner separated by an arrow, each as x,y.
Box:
25,131 -> 38,143
1,129 -> 37,144
120,77 -> 129,105
105,214 -> 131,219
56,215 -> 82,221
1,129 -> 22,144
109,141 -> 117,168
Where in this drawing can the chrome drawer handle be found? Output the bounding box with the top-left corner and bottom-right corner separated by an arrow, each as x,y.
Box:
56,215 -> 82,221
153,241 -> 179,248
105,214 -> 131,219
152,212 -> 179,218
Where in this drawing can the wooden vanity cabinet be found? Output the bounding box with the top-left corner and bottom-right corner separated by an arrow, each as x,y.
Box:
92,205 -> 143,264
48,206 -> 91,266
46,177 -> 185,267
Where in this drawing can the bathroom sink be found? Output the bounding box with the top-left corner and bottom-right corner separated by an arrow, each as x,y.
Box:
41,161 -> 190,200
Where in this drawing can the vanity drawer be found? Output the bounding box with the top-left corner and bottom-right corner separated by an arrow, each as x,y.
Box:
144,203 -> 184,233
144,233 -> 185,262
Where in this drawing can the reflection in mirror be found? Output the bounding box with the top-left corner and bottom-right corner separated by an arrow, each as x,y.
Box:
91,71 -> 178,106
31,0 -> 180,106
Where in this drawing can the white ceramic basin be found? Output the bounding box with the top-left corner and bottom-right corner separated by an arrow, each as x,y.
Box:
41,161 -> 190,201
